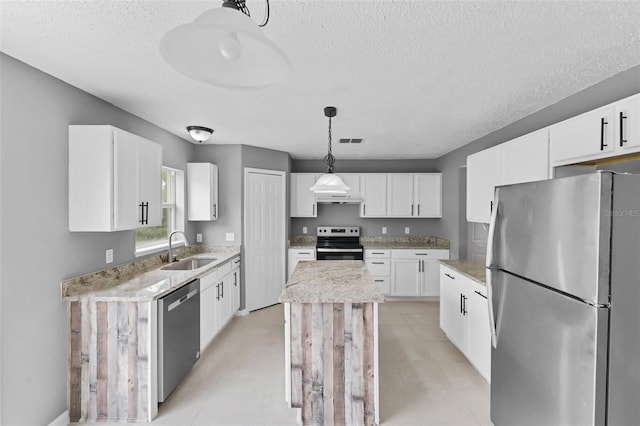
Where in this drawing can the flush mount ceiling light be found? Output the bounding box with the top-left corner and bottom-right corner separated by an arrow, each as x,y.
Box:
309,107 -> 350,194
160,0 -> 291,89
187,125 -> 214,143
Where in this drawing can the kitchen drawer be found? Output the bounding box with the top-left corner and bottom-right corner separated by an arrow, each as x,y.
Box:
440,265 -> 463,283
372,276 -> 390,294
364,249 -> 391,259
289,249 -> 316,259
200,268 -> 218,291
232,256 -> 241,270
365,259 -> 391,276
392,249 -> 450,260
218,261 -> 232,277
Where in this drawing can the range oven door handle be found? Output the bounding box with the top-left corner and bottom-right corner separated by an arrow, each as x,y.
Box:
316,248 -> 364,253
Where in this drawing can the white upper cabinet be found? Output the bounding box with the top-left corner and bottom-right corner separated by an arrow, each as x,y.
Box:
338,173 -> 361,198
187,163 -> 218,221
467,145 -> 501,224
69,125 -> 162,232
467,129 -> 549,223
550,94 -> 640,166
290,173 -> 318,217
615,94 -> 640,153
388,174 -> 414,217
388,173 -> 442,218
414,173 -> 442,218
500,129 -> 550,186
360,174 -> 388,217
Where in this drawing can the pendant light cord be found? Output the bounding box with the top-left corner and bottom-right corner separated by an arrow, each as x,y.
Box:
324,116 -> 336,173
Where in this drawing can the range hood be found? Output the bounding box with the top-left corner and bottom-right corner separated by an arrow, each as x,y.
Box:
316,194 -> 363,204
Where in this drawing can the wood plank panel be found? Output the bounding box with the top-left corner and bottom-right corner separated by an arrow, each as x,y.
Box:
116,302 -> 129,419
310,303 -> 324,424
332,304 -> 345,424
363,303 -> 376,426
96,302 -> 108,420
301,303 -> 313,424
68,302 -> 82,422
137,302 -> 150,421
322,303 -> 334,424
351,303 -> 365,424
128,302 -> 139,421
290,302 -> 303,408
343,303 -> 353,422
80,299 -> 90,421
107,301 -> 118,419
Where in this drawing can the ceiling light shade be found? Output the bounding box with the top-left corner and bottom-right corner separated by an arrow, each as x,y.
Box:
160,7 -> 291,89
310,106 -> 350,194
309,173 -> 350,194
187,125 -> 213,143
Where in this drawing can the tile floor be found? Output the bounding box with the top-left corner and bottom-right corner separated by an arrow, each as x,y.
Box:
113,301 -> 491,425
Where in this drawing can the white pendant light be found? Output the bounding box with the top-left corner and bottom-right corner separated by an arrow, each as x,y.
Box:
187,125 -> 214,143
160,2 -> 291,89
310,106 -> 350,194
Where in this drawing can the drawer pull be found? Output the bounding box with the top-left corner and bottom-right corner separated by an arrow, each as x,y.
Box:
371,252 -> 385,255
415,253 -> 429,256
372,261 -> 385,265
474,290 -> 487,299
374,279 -> 385,282
445,273 -> 455,279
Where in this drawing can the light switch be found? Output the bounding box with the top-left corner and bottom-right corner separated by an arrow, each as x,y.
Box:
404,227 -> 410,234
105,249 -> 114,264
196,233 -> 203,243
226,232 -> 235,242
382,227 -> 387,234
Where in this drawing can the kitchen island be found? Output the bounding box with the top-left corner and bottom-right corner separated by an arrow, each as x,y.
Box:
279,260 -> 384,425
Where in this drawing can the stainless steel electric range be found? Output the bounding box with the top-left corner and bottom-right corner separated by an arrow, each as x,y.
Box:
316,226 -> 364,261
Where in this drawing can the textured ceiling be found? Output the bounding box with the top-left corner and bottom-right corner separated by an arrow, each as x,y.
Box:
1,1 -> 639,160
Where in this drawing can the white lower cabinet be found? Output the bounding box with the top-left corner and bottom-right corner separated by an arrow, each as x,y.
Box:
287,248 -> 316,280
364,249 -> 391,294
200,267 -> 219,351
391,249 -> 450,297
232,256 -> 241,313
199,256 -> 241,352
439,265 -> 490,382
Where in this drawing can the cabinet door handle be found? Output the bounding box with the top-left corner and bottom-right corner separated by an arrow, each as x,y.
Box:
445,273 -> 455,279
418,204 -> 420,216
460,294 -> 463,314
363,204 -> 366,216
312,204 -> 316,216
145,202 -> 149,224
474,290 -> 487,299
418,260 -> 422,273
139,203 -> 145,224
234,272 -> 238,286
490,200 -> 493,214
411,204 -> 414,216
600,117 -> 608,150
216,283 -> 220,301
221,281 -> 224,298
213,203 -> 217,218
620,111 -> 628,146
463,295 -> 468,315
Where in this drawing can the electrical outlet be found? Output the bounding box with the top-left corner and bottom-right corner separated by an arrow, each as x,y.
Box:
105,249 -> 114,264
226,232 -> 235,242
196,233 -> 203,243
382,227 -> 387,234
302,226 -> 308,234
404,227 -> 410,234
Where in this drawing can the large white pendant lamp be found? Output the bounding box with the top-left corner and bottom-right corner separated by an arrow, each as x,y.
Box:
160,1 -> 291,89
309,106 -> 350,194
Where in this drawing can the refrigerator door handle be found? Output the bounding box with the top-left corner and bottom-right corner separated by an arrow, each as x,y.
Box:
486,190 -> 500,349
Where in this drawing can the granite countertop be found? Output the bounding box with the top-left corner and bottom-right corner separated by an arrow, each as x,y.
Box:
279,260 -> 385,304
62,245 -> 240,302
288,236 -> 450,250
440,260 -> 486,285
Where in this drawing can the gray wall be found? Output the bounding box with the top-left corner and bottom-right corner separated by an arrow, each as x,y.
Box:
291,159 -> 442,237
434,64 -> 640,260
0,54 -> 196,424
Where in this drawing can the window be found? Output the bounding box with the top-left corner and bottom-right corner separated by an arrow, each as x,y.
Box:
135,167 -> 185,255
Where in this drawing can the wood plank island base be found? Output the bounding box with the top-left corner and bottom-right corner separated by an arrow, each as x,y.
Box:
280,260 -> 384,425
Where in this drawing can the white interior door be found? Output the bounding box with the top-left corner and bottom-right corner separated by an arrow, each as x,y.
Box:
244,168 -> 286,312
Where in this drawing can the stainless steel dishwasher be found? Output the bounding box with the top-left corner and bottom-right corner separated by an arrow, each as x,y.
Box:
158,278 -> 200,402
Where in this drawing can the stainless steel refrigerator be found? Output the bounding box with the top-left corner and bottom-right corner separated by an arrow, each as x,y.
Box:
486,171 -> 640,426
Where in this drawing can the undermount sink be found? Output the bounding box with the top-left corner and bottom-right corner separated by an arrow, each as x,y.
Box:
161,257 -> 217,271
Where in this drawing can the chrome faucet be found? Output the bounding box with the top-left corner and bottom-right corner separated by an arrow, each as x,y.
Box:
168,230 -> 190,262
